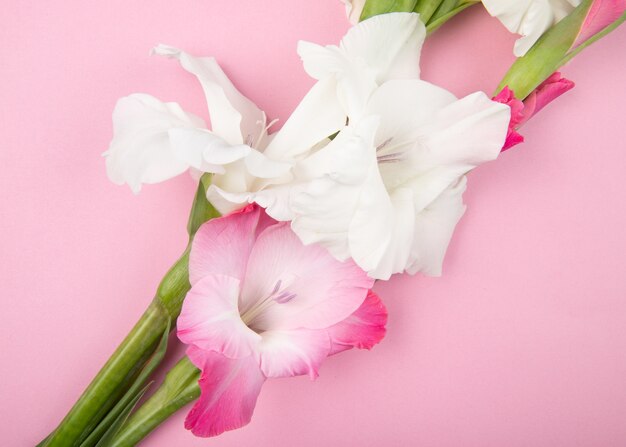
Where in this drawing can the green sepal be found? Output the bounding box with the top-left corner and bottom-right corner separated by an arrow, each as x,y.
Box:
413,0 -> 444,24
426,1 -> 477,34
360,0 -> 419,21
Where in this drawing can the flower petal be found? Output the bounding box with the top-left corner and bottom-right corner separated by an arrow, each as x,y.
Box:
405,176 -> 467,276
290,117 -> 380,263
243,149 -> 293,179
177,274 -> 261,359
328,290 -> 388,355
299,12 -> 424,83
189,205 -> 263,284
349,185 -> 416,280
263,77 -> 346,160
104,93 -> 205,193
169,127 -> 251,174
209,182 -> 300,222
297,12 -> 425,117
153,45 -> 266,146
239,222 -> 374,332
257,328 -> 330,379
185,348 -> 265,438
482,0 -> 581,56
407,91 -> 509,212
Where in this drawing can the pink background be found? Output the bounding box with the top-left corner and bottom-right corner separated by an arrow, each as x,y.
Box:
2,1 -> 626,446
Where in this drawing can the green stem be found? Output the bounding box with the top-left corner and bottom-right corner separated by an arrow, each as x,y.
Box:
42,177 -> 217,447
360,0 -> 478,33
43,300 -> 171,446
426,1 -> 478,34
109,357 -> 201,447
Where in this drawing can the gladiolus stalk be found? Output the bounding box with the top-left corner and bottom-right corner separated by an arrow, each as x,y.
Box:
107,357 -> 201,447
41,175 -> 218,447
359,0 -> 480,32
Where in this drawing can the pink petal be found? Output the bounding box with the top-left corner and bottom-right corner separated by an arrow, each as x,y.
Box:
492,86 -> 525,151
572,0 -> 626,50
521,72 -> 575,122
328,290 -> 388,355
185,347 -> 266,438
492,75 -> 575,152
239,222 -> 374,332
177,274 -> 261,359
189,204 -> 263,285
256,328 -> 330,379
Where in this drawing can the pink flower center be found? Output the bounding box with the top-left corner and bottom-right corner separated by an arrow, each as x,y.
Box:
240,279 -> 296,330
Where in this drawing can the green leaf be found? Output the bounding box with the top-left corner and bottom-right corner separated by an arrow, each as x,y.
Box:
187,174 -> 220,238
360,0 -> 419,21
79,322 -> 171,447
94,383 -> 151,447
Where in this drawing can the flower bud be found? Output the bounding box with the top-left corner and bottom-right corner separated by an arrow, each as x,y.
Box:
497,0 -> 625,100
494,73 -> 575,151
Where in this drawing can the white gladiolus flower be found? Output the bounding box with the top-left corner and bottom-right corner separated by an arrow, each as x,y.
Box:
256,13 -> 510,279
104,45 -> 345,216
105,13 -> 511,281
482,0 -> 582,57
286,82 -> 509,280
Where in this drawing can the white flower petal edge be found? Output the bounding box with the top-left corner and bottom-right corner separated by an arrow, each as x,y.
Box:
152,44 -> 267,147
105,44 -> 292,195
288,80 -> 510,280
482,0 -> 581,57
104,93 -> 205,193
297,12 -> 426,118
341,0 -> 366,24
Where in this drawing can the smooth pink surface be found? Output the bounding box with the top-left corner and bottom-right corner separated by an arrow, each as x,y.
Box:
1,2 -> 625,446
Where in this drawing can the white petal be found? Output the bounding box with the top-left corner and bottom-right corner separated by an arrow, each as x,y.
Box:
419,92 -> 510,175
104,93 -> 205,193
206,184 -> 250,216
297,40 -> 376,118
482,0 -> 581,56
299,12 -> 425,83
364,79 -> 457,144
290,117 -> 380,263
348,180 -> 415,280
153,44 -> 267,145
244,150 -> 293,179
262,77 -> 346,160
297,12 -> 425,118
169,128 -> 250,174
368,86 -> 509,212
406,177 -> 467,276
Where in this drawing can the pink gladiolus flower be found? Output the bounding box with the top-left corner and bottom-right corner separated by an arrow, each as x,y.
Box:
177,205 -> 386,437
494,72 -> 575,151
